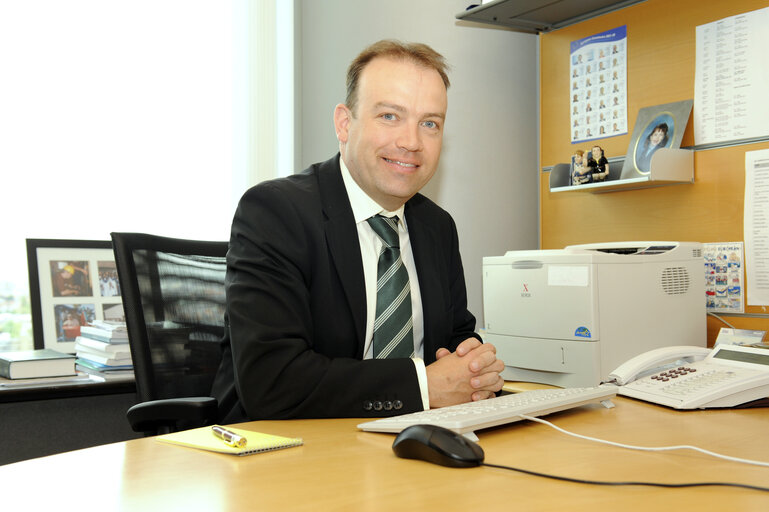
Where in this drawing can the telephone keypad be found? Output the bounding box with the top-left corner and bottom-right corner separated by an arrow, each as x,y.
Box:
650,367 -> 697,382
641,369 -> 738,397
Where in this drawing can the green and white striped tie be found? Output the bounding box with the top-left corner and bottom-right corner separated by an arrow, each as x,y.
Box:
367,214 -> 414,359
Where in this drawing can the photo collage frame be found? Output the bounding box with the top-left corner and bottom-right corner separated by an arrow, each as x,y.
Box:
27,239 -> 124,353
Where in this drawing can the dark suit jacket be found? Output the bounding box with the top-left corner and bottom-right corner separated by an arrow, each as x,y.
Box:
212,155 -> 479,421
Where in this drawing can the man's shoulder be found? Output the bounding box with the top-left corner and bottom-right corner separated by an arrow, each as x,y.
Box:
406,193 -> 453,224
241,155 -> 339,201
404,193 -> 460,245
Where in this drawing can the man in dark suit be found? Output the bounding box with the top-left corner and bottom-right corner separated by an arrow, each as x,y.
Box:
214,40 -> 504,422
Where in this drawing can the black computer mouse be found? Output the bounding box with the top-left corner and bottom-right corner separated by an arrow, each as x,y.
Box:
391,424 -> 484,468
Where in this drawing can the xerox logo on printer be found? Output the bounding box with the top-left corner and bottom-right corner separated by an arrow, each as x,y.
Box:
520,283 -> 531,298
574,326 -> 591,338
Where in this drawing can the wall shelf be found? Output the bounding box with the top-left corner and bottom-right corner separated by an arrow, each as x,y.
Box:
549,147 -> 693,193
456,0 -> 647,34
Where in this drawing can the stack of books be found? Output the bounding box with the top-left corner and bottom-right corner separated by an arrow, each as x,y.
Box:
75,320 -> 134,376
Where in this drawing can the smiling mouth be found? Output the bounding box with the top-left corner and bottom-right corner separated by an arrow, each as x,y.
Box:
383,157 -> 418,168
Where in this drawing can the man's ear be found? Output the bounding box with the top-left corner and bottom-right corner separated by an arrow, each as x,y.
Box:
334,103 -> 351,143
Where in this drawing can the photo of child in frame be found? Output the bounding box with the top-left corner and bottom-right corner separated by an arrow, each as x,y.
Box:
620,100 -> 693,180
633,114 -> 674,174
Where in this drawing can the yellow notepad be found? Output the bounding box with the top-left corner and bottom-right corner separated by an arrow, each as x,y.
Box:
156,425 -> 303,456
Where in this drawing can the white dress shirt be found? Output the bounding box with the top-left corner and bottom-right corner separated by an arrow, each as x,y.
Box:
339,157 -> 430,410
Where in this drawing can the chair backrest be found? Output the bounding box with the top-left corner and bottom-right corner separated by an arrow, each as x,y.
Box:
111,232 -> 228,404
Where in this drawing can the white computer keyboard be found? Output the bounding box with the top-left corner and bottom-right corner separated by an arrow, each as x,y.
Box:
357,386 -> 617,434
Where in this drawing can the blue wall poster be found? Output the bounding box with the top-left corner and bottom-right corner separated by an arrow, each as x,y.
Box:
569,25 -> 628,144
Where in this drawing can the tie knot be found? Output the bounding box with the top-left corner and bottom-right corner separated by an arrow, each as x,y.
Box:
367,215 -> 400,248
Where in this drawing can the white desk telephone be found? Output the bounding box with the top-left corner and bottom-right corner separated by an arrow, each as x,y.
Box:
607,344 -> 769,409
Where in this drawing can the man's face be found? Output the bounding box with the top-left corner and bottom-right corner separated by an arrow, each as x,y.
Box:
334,57 -> 447,211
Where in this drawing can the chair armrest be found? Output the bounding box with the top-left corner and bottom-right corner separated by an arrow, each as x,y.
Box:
127,397 -> 218,434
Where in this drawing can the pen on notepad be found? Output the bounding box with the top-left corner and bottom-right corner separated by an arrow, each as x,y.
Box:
212,425 -> 247,448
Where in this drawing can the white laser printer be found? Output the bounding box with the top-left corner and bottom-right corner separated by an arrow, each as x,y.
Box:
482,241 -> 706,387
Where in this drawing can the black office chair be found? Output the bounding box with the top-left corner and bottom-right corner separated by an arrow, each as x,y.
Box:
111,232 -> 229,435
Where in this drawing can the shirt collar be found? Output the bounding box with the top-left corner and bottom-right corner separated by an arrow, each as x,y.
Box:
339,155 -> 407,226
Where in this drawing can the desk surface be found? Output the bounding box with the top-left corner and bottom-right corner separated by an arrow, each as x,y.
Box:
2,397 -> 768,510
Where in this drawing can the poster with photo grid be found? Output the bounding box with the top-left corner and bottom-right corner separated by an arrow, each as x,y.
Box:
570,25 -> 628,144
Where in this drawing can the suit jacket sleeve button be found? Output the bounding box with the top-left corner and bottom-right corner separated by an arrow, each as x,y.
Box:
383,401 -> 393,411
393,400 -> 403,410
363,401 -> 373,411
373,401 -> 383,411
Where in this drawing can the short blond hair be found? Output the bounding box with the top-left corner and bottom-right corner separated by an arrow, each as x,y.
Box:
345,40 -> 450,114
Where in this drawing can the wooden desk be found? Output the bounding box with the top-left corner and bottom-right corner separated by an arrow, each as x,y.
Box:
2,397 -> 767,510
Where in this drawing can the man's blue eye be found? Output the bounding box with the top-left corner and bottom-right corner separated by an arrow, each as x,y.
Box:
423,121 -> 437,129
383,113 -> 396,120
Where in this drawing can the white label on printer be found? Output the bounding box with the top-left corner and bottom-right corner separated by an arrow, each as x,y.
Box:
548,265 -> 589,286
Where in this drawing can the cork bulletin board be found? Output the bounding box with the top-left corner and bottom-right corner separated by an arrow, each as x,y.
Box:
538,0 -> 769,344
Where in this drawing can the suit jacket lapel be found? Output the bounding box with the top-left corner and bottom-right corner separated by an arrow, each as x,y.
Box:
317,155 -> 367,354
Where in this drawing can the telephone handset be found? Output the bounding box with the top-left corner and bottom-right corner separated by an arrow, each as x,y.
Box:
608,344 -> 769,409
607,345 -> 711,386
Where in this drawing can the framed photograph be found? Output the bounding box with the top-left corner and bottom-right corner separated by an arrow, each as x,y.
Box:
620,100 -> 693,179
27,239 -> 125,353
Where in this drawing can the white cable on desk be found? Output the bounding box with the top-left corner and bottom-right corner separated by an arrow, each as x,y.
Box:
519,414 -> 769,468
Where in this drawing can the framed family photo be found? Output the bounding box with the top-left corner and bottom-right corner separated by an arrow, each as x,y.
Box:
26,239 -> 125,353
620,99 -> 693,179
